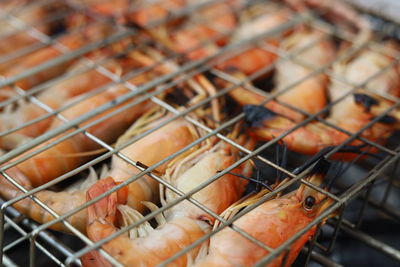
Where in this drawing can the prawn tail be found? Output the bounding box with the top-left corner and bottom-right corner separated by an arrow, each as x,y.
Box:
354,93 -> 400,128
0,179 -> 88,233
243,104 -> 296,142
82,177 -> 128,267
81,251 -> 113,267
86,177 -> 127,226
0,166 -> 32,192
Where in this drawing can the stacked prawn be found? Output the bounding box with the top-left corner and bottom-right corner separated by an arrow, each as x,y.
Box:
0,1 -> 390,267
141,1 -> 336,122
132,0 -> 239,61
223,27 -> 335,122
81,124 -> 255,266
149,0 -> 289,70
0,59 -> 225,232
0,81 -> 154,231
69,0 -> 186,28
0,0 -> 70,72
0,0 -> 228,112
0,11 -> 117,102
0,1 -> 232,232
0,109 -> 198,233
80,152 -> 333,267
0,49 -> 162,150
203,0 -> 400,159
244,44 -> 400,156
0,48 -> 182,231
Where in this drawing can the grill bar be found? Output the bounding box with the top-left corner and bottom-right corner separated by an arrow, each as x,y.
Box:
0,12 -> 303,167
337,219 -> 400,261
303,248 -> 344,267
1,202 -> 80,265
3,255 -> 18,267
0,1 -> 399,266
0,44 -> 142,135
0,27 -> 134,89
0,0 -> 236,89
2,208 -> 73,259
5,215 -> 65,266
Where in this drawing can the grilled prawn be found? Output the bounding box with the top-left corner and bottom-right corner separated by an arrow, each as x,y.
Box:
224,28 -> 334,122
0,50 -> 161,150
0,21 -> 113,101
216,5 -> 291,75
151,0 -> 237,61
244,45 -> 400,156
124,0 -> 186,28
82,128 -> 254,266
0,74 -> 156,229
73,0 -> 186,28
194,159 -> 333,267
0,1 -> 67,72
106,111 -> 201,213
0,107 -> 199,232
0,52 -> 222,232
81,178 -> 207,267
285,0 -> 371,45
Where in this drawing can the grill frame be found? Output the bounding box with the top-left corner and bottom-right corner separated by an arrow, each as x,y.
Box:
0,0 -> 399,266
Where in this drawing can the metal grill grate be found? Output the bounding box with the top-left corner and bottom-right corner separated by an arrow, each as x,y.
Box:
1,0 -> 400,266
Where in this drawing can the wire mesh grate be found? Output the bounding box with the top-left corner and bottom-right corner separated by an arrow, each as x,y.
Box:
0,0 -> 400,266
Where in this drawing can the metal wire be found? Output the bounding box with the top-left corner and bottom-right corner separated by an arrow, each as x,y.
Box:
1,0 -> 400,266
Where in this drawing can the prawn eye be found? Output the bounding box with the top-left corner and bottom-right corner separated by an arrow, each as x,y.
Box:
303,196 -> 316,211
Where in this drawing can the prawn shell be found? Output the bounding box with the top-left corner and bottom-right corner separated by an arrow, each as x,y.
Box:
196,195 -> 318,267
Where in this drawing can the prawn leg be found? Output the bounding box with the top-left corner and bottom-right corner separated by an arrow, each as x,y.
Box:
107,107 -> 202,213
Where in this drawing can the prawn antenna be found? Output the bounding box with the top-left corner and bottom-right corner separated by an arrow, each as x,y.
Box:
293,144 -> 383,176
326,143 -> 380,190
275,142 -> 288,182
136,161 -> 162,176
219,170 -> 273,191
326,161 -> 345,191
308,158 -> 331,177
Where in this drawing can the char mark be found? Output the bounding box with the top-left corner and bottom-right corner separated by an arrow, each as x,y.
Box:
376,114 -> 397,125
354,93 -> 379,112
243,104 -> 277,128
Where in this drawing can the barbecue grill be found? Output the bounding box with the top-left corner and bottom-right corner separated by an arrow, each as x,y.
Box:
1,0 -> 400,266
